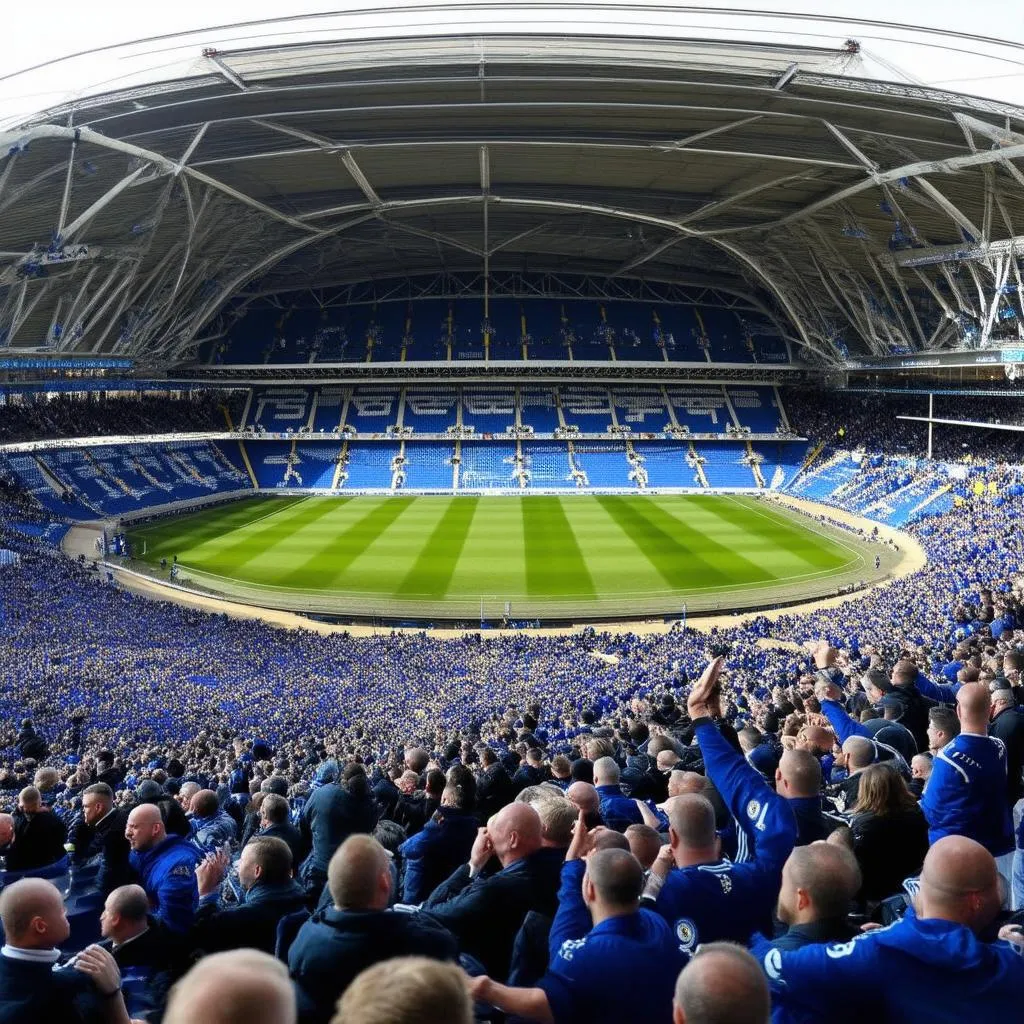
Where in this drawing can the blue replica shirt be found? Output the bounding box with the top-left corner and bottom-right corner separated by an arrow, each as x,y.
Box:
920,733 -> 1013,856
752,907 -> 1024,1024
539,860 -> 681,1024
914,670 -> 960,704
594,785 -> 644,833
129,834 -> 200,934
649,721 -> 797,953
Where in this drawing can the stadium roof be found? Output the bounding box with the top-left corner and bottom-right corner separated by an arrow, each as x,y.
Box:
2,15 -> 1024,367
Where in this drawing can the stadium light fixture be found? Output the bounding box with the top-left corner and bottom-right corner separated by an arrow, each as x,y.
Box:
892,236 -> 1024,268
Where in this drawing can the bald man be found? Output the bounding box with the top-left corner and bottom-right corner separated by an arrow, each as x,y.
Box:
592,757 -> 644,832
775,749 -> 828,846
643,658 -> 797,954
770,843 -> 860,951
9,785 -> 67,871
0,878 -> 131,1023
423,802 -> 563,980
674,943 -> 770,1024
921,683 -> 1014,859
288,835 -> 456,1023
125,802 -> 199,935
471,841 -> 682,1023
566,781 -> 603,827
166,950 -> 296,1024
753,836 -> 1024,1021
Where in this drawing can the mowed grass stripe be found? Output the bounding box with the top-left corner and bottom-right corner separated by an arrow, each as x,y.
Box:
200,497 -> 348,573
712,496 -> 852,568
633,496 -> 777,582
595,495 -> 749,590
522,497 -> 595,596
396,497 -> 479,596
130,497 -> 303,560
275,496 -> 417,589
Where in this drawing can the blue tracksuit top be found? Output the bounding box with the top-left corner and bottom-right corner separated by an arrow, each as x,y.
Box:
129,833 -> 200,934
539,860 -> 682,1023
650,720 -> 797,953
920,733 -> 1013,856
595,785 -> 644,833
752,907 -> 1024,1024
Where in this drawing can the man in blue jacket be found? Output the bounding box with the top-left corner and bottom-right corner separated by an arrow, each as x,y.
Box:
643,657 -> 798,952
921,683 -> 1013,858
399,783 -> 478,904
593,758 -> 644,833
469,822 -> 683,1023
752,835 -> 1024,1023
126,803 -> 199,936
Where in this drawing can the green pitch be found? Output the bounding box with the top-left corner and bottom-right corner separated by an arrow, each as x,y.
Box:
126,494 -> 867,619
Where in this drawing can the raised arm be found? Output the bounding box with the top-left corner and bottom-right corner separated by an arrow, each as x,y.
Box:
690,658 -> 797,877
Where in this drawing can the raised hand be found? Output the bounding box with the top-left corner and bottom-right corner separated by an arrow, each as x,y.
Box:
688,656 -> 725,720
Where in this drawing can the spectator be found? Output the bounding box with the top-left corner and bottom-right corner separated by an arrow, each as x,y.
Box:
989,688 -> 1024,806
472,836 -> 682,1022
299,764 -> 379,903
643,659 -> 797,951
192,836 -> 306,955
331,957 -> 472,1024
848,764 -> 930,904
625,823 -> 663,872
921,684 -> 1013,860
251,792 -> 304,866
476,747 -> 515,821
0,878 -> 132,1023
673,942 -> 770,1024
399,781 -> 479,905
98,883 -> 178,971
774,749 -> 829,846
770,843 -> 860,950
753,836 -> 1024,1021
289,835 -> 457,1024
593,757 -> 644,832
164,949 -> 296,1024
71,783 -> 134,893
188,789 -> 237,852
422,802 -> 562,979
125,803 -> 199,935
9,786 -> 67,871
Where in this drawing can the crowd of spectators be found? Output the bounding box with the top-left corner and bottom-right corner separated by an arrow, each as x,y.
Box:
0,392 -> 245,445
0,393 -> 1023,1021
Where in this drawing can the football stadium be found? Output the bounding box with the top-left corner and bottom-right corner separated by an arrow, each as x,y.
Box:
1,3 -> 1024,1022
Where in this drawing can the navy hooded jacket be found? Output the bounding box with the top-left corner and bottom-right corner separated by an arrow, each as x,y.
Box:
752,907 -> 1024,1023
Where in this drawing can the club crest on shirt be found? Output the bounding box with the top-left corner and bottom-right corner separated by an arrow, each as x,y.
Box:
746,799 -> 762,820
557,938 -> 587,962
675,917 -> 698,953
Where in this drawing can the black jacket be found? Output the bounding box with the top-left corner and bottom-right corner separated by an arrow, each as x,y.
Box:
990,706 -> 1024,805
288,906 -> 457,1024
9,808 -> 67,871
299,783 -> 379,873
0,954 -> 102,1024
253,822 -> 305,867
191,878 -> 307,955
422,845 -> 564,980
891,684 -> 933,753
770,916 -> 857,951
476,763 -> 516,821
71,805 -> 134,893
850,807 -> 929,903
